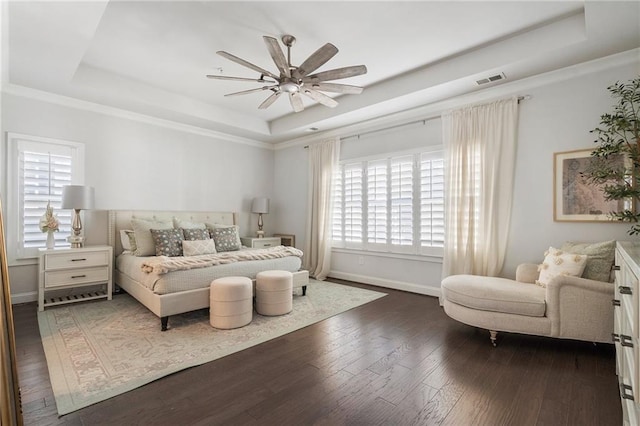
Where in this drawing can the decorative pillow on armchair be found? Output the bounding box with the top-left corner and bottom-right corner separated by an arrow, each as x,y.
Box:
536,247 -> 587,288
561,240 -> 615,283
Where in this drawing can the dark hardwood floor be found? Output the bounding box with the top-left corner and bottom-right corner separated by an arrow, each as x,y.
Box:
13,279 -> 621,425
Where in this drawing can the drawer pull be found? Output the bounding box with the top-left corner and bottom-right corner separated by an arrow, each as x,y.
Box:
71,275 -> 87,279
613,265 -> 621,271
619,286 -> 633,295
613,333 -> 620,343
621,384 -> 635,401
263,244 -> 272,247
621,335 -> 634,348
613,299 -> 621,306
71,258 -> 87,262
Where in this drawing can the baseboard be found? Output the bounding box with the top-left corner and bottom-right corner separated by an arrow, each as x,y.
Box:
328,271 -> 442,298
11,291 -> 37,305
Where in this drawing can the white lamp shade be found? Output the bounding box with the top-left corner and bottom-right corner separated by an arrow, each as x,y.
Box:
251,197 -> 269,214
61,185 -> 95,210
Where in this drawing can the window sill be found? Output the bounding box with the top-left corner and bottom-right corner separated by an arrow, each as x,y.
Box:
331,247 -> 443,263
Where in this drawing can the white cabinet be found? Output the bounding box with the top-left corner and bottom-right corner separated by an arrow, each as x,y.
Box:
38,245 -> 113,311
615,241 -> 640,425
240,237 -> 281,249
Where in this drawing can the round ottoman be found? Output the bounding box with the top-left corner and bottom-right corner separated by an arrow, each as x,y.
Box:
255,270 -> 293,316
210,276 -> 253,329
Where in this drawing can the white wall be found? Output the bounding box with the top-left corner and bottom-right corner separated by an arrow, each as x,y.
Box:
274,58 -> 639,297
2,94 -> 274,301
503,61 -> 639,277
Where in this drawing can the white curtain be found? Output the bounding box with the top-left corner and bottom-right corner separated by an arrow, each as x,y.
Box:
303,137 -> 341,280
442,97 -> 519,277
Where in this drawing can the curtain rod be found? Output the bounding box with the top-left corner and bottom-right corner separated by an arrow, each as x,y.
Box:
304,95 -> 530,148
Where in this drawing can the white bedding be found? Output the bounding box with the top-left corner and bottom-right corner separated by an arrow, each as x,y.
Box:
116,250 -> 302,295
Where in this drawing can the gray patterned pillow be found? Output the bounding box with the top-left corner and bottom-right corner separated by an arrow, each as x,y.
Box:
150,229 -> 185,257
182,228 -> 210,241
561,240 -> 615,283
211,226 -> 241,252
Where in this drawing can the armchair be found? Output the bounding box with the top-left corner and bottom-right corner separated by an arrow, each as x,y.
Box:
441,262 -> 614,346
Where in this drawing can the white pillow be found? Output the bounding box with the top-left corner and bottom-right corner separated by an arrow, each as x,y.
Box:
130,218 -> 173,256
119,230 -> 136,251
182,239 -> 217,256
536,247 -> 587,288
173,217 -> 206,229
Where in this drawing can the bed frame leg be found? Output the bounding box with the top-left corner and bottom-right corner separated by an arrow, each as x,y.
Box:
161,317 -> 169,331
302,285 -> 307,296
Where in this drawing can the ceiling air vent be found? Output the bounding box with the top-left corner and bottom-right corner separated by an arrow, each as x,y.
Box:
476,72 -> 507,86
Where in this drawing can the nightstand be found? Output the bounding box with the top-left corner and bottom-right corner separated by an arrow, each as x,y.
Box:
241,236 -> 281,249
38,245 -> 113,311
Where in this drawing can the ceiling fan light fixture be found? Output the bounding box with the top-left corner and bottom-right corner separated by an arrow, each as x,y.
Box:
280,80 -> 299,93
209,34 -> 367,112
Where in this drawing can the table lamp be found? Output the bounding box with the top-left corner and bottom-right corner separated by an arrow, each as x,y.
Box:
251,197 -> 269,238
61,185 -> 95,248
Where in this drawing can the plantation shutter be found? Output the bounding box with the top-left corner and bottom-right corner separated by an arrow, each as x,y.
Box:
420,153 -> 445,250
331,168 -> 343,243
391,156 -> 413,247
11,135 -> 84,259
20,150 -> 73,251
343,162 -> 363,244
366,159 -> 388,245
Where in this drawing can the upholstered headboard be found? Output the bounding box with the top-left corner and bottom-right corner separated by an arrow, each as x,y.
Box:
107,210 -> 238,256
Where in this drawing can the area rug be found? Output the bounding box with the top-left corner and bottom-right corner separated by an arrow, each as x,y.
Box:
38,280 -> 386,415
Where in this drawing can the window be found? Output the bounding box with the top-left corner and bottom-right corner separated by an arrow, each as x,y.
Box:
7,134 -> 85,260
332,149 -> 444,256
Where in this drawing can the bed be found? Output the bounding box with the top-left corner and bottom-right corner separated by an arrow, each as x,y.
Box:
108,210 -> 309,330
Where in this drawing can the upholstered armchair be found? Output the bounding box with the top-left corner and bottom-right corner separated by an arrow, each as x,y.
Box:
441,258 -> 614,347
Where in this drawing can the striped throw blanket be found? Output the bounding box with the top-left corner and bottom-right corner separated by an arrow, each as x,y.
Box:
141,246 -> 303,275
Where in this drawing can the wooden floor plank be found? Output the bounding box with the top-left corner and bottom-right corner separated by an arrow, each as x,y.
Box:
11,279 -> 622,425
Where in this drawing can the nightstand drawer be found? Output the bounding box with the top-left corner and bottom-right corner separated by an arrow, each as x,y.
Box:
45,250 -> 109,270
241,237 -> 281,248
253,239 -> 279,248
45,267 -> 110,288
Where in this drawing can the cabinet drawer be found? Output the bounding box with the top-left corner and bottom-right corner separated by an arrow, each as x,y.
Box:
45,251 -> 109,270
45,267 -> 109,288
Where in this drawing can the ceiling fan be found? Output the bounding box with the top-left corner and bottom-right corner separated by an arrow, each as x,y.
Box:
206,35 -> 367,113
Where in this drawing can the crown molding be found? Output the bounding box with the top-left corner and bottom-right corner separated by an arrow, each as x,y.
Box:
273,47 -> 640,151
1,83 -> 274,150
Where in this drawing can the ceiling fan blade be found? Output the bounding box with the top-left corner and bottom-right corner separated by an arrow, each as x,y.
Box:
301,88 -> 338,108
258,91 -> 282,109
303,65 -> 367,83
224,86 -> 275,97
217,51 -> 279,80
307,82 -> 363,94
263,36 -> 290,78
206,75 -> 275,83
293,43 -> 338,79
289,92 -> 304,112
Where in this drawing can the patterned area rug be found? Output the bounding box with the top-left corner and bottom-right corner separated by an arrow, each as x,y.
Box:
38,280 -> 386,415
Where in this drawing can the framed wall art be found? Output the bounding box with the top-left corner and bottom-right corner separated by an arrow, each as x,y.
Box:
554,148 -> 631,222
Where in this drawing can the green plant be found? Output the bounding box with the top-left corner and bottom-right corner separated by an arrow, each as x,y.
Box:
583,77 -> 640,234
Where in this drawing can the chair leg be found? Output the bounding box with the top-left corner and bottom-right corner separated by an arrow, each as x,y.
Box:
489,330 -> 498,347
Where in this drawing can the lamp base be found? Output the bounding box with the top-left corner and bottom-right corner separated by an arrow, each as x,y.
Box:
256,230 -> 265,238
67,235 -> 85,248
